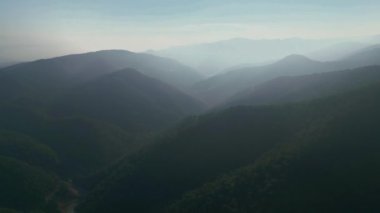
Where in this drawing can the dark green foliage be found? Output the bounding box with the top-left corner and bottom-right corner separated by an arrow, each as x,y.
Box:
1,48 -> 380,213
0,74 -> 203,178
77,106 -> 299,212
0,51 -> 205,133
40,117 -> 137,177
77,104 -> 309,212
0,104 -> 48,135
80,83 -> 380,213
0,156 -> 57,212
0,61 -> 204,177
0,208 -> 21,213
0,130 -> 58,169
0,103 -> 138,177
167,84 -> 380,213
0,51 -> 206,213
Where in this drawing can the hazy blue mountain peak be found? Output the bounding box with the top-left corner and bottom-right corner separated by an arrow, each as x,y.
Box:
276,54 -> 317,65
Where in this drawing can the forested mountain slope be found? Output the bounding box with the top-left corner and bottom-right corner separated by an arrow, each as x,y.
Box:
78,81 -> 380,213
52,68 -> 204,131
168,83 -> 380,213
226,65 -> 380,107
192,46 -> 380,107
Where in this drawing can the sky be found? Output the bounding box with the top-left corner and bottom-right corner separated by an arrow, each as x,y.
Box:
1,0 -> 380,60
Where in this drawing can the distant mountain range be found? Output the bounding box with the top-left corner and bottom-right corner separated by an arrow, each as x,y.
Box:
78,79 -> 380,213
2,40 -> 380,213
226,65 -> 380,107
0,50 -> 202,92
150,37 -> 379,76
0,61 -> 18,69
305,42 -> 369,61
190,44 -> 380,107
0,50 -> 207,212
0,50 -> 206,131
149,38 -> 339,75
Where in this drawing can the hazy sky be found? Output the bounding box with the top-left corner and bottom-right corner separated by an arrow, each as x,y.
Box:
1,0 -> 380,60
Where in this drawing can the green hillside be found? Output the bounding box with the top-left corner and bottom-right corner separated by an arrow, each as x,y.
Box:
0,156 -> 58,212
52,68 -> 204,132
226,65 -> 380,107
168,84 -> 380,213
79,82 -> 380,213
0,131 -> 58,170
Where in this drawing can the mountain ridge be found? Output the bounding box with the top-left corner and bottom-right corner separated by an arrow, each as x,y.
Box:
52,68 -> 205,131
191,45 -> 380,107
225,65 -> 380,108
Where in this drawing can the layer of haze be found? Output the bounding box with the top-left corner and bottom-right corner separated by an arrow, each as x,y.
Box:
1,0 -> 380,61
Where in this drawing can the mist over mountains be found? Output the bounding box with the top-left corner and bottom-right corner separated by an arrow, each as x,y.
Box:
226,65 -> 380,107
2,0 -> 380,212
150,35 -> 380,76
189,44 -> 380,107
1,35 -> 380,213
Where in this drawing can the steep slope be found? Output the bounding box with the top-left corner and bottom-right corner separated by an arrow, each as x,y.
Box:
53,68 -> 205,131
0,60 -> 205,175
0,131 -> 59,170
0,50 -> 201,106
0,52 -> 205,179
78,81 -> 380,213
77,105 -> 308,213
0,156 -> 58,212
167,84 -> 380,213
226,65 -> 380,107
83,50 -> 203,89
0,104 -> 136,177
192,46 -> 380,107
